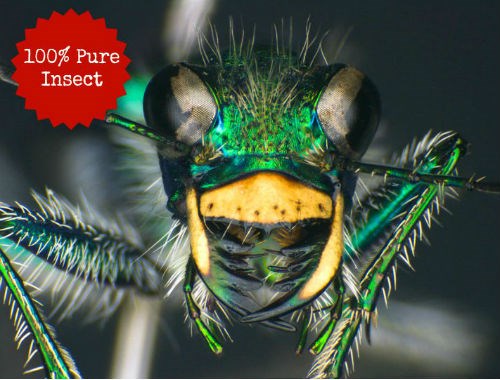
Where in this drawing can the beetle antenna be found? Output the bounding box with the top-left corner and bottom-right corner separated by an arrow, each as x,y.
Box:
105,113 -> 166,142
341,159 -> 500,194
105,113 -> 189,156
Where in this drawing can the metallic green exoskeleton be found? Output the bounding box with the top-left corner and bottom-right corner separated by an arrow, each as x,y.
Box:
1,34 -> 499,379
143,52 -> 380,334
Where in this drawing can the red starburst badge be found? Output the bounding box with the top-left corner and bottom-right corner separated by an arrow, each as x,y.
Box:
12,9 -> 130,129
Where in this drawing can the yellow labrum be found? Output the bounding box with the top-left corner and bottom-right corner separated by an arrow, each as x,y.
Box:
199,172 -> 333,224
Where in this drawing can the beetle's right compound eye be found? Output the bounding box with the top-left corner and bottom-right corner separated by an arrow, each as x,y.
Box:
143,64 -> 217,146
316,65 -> 380,159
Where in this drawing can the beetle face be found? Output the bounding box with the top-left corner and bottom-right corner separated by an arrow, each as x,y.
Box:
143,50 -> 380,325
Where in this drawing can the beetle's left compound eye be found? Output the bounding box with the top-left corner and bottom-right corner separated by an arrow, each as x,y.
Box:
143,64 -> 217,146
316,65 -> 380,158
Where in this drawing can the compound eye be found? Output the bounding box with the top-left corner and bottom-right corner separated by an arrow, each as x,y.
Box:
316,65 -> 380,158
143,64 -> 217,146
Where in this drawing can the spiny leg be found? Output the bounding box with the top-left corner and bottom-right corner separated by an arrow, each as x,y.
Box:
296,277 -> 344,356
326,306 -> 361,379
0,246 -> 80,378
0,190 -> 161,296
354,133 -> 466,314
309,280 -> 344,355
309,132 -> 469,378
184,257 -> 223,355
295,307 -> 311,355
0,189 -> 166,377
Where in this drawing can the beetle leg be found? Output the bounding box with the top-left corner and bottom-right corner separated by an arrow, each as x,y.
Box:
295,307 -> 311,355
0,189 -> 162,322
309,278 -> 344,355
309,132 -> 468,378
183,257 -> 223,355
0,247 -> 80,378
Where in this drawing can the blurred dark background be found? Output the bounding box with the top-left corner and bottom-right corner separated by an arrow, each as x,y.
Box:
0,0 -> 499,378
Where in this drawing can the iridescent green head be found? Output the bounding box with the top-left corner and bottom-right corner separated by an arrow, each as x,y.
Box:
142,47 -> 381,324
143,49 -> 380,215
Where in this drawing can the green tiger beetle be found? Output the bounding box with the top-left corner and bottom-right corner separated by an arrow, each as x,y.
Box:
0,28 -> 499,378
